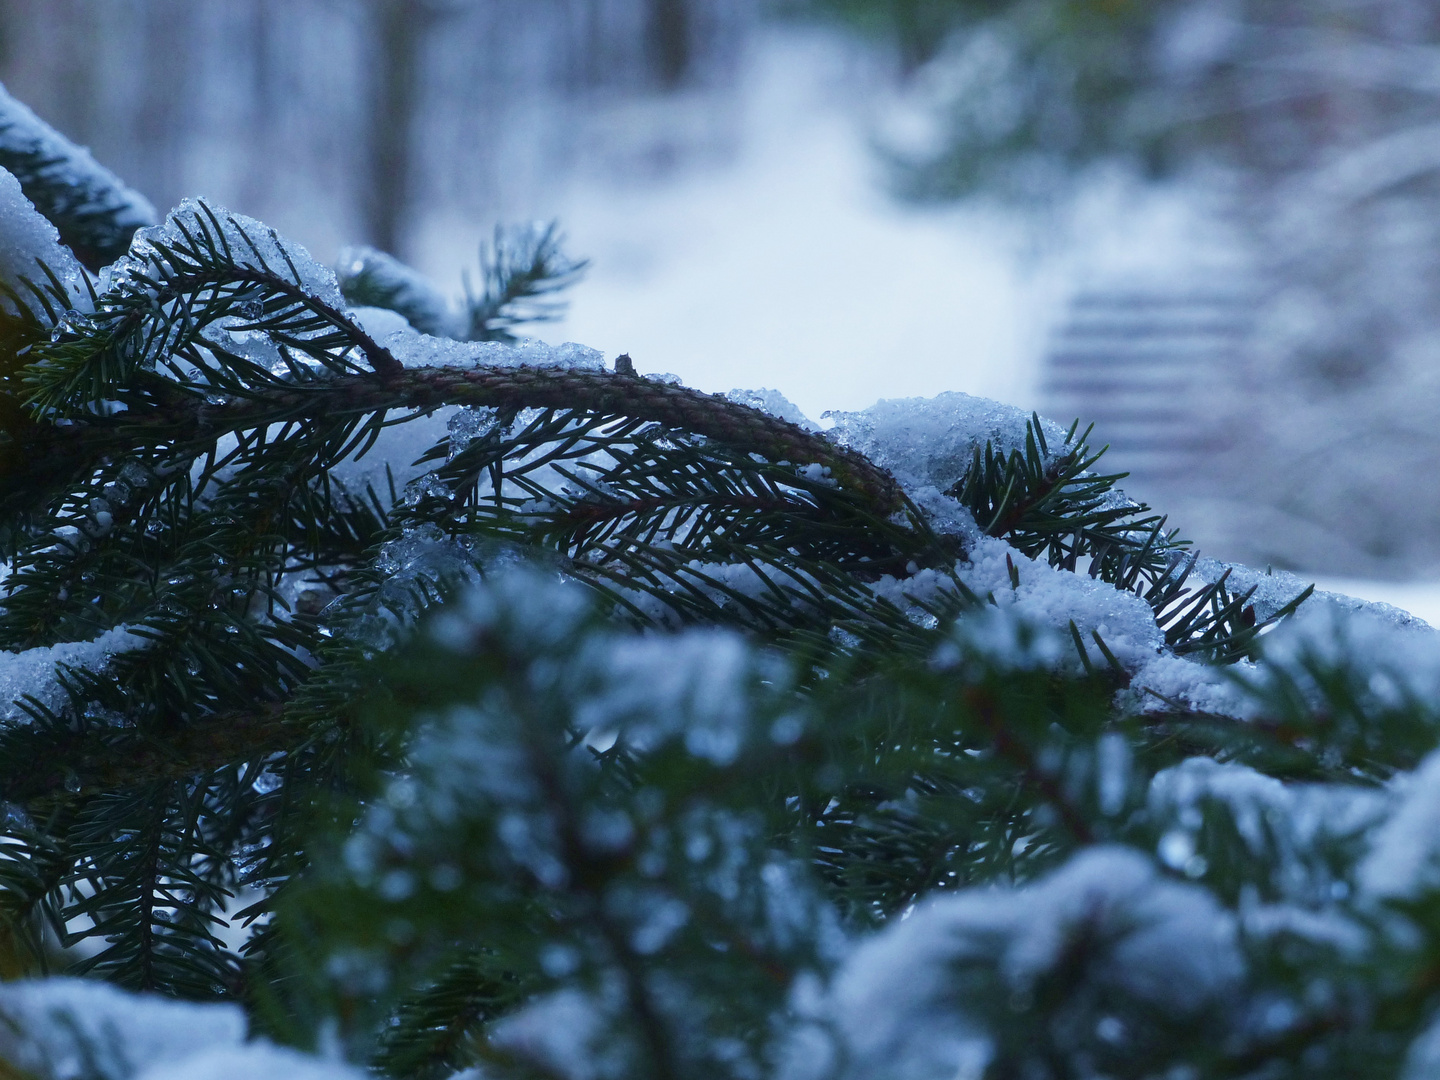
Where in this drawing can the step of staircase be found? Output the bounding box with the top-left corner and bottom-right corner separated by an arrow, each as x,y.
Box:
1042,286 -> 1254,485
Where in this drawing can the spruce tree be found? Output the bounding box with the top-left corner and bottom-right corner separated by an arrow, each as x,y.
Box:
6,81 -> 1440,1080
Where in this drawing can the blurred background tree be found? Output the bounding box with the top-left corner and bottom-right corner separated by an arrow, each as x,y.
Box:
796,0 -> 1440,196
798,0 -> 1440,579
0,0 -> 752,262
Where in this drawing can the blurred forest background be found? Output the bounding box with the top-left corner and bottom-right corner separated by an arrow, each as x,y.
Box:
3,0 -> 1440,586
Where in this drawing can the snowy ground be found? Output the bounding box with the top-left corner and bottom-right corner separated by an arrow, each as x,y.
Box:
413,29 -> 1061,424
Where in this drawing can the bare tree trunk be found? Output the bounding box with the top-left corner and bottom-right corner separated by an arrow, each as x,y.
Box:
647,0 -> 689,89
364,0 -> 432,257
0,0 -> 15,71
135,0 -> 191,210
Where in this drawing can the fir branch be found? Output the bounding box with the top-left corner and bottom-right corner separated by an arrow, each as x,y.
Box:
951,414 -> 1312,661
26,255 -> 401,416
401,407 -> 950,635
336,246 -> 457,338
11,80 -> 1426,1080
951,416 -> 1176,583
336,225 -> 587,345
462,223 -> 589,343
16,366 -> 906,520
0,816 -> 73,973
371,953 -> 523,1079
62,782 -> 240,996
0,704 -> 292,804
968,684 -> 1096,845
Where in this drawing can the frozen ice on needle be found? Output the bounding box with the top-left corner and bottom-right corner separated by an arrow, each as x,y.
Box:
112,198 -> 345,309
726,387 -> 818,430
371,318 -> 608,372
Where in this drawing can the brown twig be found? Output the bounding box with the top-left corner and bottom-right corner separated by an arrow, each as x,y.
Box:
0,704 -> 295,803
13,365 -> 906,517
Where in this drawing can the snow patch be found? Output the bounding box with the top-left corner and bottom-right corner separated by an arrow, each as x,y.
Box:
725,387 -> 817,430
824,391 -> 1070,493
136,1044 -> 364,1080
0,167 -> 88,315
0,978 -> 245,1080
0,625 -> 150,723
813,846 -> 1241,1080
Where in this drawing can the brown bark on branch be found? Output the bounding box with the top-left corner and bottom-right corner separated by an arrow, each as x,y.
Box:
10,365 -> 906,516
0,704 -> 296,804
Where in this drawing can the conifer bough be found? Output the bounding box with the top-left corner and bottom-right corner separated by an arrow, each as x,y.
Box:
7,83 -> 1440,1080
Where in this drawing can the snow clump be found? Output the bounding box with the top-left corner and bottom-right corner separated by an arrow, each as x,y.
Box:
824,392 -> 1070,494
419,567 -> 775,770
1149,756 -> 1387,905
1358,748 -> 1440,900
487,988 -> 625,1080
0,978 -> 247,1080
0,978 -> 367,1080
794,846 -> 1242,1080
726,387 -> 818,430
0,625 -> 149,724
0,166 -> 88,315
1243,598 -> 1440,717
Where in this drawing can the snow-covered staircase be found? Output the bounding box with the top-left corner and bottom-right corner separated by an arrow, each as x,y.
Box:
1041,287 -> 1254,485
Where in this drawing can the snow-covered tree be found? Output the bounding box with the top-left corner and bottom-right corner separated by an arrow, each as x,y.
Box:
7,78 -> 1440,1080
